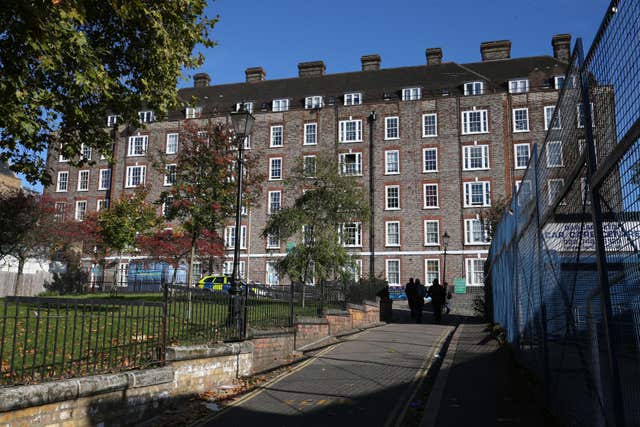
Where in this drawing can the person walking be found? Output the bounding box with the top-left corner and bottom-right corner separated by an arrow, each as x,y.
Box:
414,279 -> 426,323
427,278 -> 446,324
404,278 -> 416,321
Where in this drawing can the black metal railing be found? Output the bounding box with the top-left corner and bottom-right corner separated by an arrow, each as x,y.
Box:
487,1 -> 640,426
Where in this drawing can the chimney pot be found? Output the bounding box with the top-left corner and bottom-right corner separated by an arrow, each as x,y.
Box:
361,54 -> 381,71
480,40 -> 512,61
193,72 -> 211,88
426,48 -> 443,65
552,34 -> 572,62
245,67 -> 266,83
298,61 -> 326,78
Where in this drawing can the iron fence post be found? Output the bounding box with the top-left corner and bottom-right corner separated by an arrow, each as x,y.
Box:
289,282 -> 295,327
577,37 -> 626,427
161,278 -> 168,363
318,279 -> 325,316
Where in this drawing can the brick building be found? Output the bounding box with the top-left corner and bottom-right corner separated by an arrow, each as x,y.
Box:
44,35 -> 572,310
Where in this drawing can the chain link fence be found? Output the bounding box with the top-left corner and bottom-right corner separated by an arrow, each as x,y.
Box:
487,1 -> 640,426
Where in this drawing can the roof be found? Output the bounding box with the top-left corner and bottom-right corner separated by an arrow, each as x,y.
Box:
172,56 -> 567,119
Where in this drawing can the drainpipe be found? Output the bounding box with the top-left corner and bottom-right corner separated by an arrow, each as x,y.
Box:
368,111 -> 377,281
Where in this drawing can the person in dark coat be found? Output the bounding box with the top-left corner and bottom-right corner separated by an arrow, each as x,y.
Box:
427,278 -> 446,324
404,278 -> 416,320
414,279 -> 426,323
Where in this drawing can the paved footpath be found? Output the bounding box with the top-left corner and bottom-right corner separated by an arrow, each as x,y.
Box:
199,322 -> 452,427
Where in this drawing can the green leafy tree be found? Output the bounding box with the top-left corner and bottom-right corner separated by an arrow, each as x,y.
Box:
158,121 -> 262,286
0,1 -> 217,185
95,187 -> 161,287
261,154 -> 369,286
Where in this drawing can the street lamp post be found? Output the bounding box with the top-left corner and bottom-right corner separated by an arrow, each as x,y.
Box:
229,104 -> 255,333
442,231 -> 450,285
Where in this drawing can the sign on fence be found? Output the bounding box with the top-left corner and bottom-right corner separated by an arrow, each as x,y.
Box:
453,278 -> 466,294
542,221 -> 640,252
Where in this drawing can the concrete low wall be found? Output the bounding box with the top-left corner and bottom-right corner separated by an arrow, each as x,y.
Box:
0,301 -> 382,427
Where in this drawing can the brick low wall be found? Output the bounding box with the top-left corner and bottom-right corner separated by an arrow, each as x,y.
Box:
0,301 -> 383,427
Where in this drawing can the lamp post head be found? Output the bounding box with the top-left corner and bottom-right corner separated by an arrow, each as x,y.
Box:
442,231 -> 450,248
230,103 -> 255,138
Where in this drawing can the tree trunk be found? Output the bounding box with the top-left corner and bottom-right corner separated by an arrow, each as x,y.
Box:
13,256 -> 26,296
187,242 -> 196,288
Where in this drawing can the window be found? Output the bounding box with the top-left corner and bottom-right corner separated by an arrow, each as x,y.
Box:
223,261 -> 246,279
125,165 -> 146,188
544,106 -> 561,130
386,259 -> 400,286
269,158 -> 282,180
162,196 -> 173,219
385,185 -> 400,210
512,108 -> 529,132
463,145 -> 489,170
425,259 -> 440,286
236,102 -> 254,113
466,258 -> 486,286
303,155 -> 317,177
224,225 -> 247,249
304,123 -> 317,145
422,114 -> 437,137
59,150 -> 69,162
508,79 -> 529,94
344,92 -> 362,106
270,125 -> 283,147
464,81 -> 483,95
339,119 -> 363,142
107,115 -> 118,127
423,148 -> 438,172
266,261 -> 279,285
402,87 -> 421,101
56,171 -> 69,192
77,170 -> 89,191
185,107 -> 202,119
548,178 -> 564,206
341,222 -> 362,247
272,98 -> 289,112
461,110 -> 488,134
128,135 -> 148,156
75,201 -> 87,221
465,219 -> 490,244
166,133 -> 178,154
138,111 -> 154,123
81,144 -> 92,161
302,225 -> 314,246
385,117 -> 399,140
98,169 -> 111,190
546,141 -> 563,167
385,150 -> 400,175
346,259 -> 362,281
97,200 -> 109,212
339,152 -> 362,176
423,184 -> 439,208
424,220 -> 440,246
554,76 -> 565,90
266,228 -> 280,249
385,221 -> 400,246
577,103 -> 595,128
514,144 -> 530,169
464,181 -> 491,207
268,191 -> 282,214
305,96 -> 323,109
164,164 -> 177,186
54,202 -> 66,222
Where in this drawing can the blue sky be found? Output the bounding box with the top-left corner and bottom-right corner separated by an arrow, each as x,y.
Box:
22,0 -> 609,192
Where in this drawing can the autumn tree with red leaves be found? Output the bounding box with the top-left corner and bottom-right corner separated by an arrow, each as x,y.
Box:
156,120 -> 262,285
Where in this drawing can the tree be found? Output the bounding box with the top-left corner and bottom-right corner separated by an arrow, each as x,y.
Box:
158,121 -> 262,286
479,195 -> 510,239
94,187 -> 161,287
261,154 -> 370,285
0,191 -> 58,295
0,1 -> 217,185
136,228 -> 223,285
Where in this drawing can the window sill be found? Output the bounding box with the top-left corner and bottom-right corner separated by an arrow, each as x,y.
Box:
339,140 -> 363,144
461,131 -> 489,136
384,208 -> 401,211
464,242 -> 491,246
462,168 -> 490,172
513,129 -> 530,133
384,172 -> 400,176
384,137 -> 400,141
422,134 -> 438,138
424,243 -> 440,247
55,190 -> 68,193
423,206 -> 440,210
77,189 -> 89,192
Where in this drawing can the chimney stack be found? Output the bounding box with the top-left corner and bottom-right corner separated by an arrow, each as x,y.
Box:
480,40 -> 512,61
193,72 -> 211,88
426,48 -> 442,65
245,67 -> 266,83
552,34 -> 571,62
298,61 -> 326,78
361,54 -> 381,71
